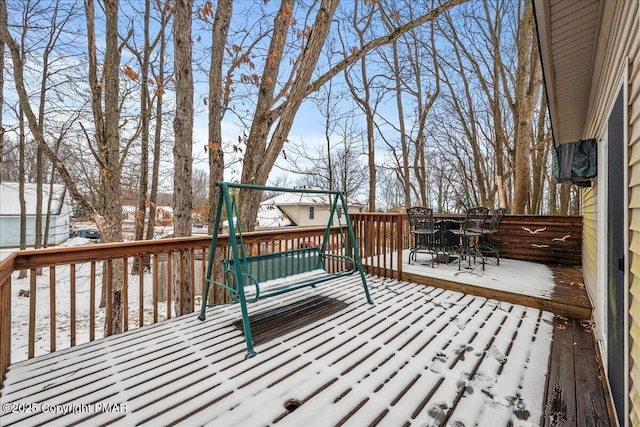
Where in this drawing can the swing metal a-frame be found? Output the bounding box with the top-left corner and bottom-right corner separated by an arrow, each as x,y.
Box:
198,182 -> 373,357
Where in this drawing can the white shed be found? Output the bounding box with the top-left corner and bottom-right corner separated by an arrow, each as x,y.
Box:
0,182 -> 73,247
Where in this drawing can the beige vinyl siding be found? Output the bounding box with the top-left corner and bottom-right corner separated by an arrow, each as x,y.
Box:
581,2 -> 634,313
575,1 -> 638,424
629,8 -> 640,426
623,0 -> 640,424
581,186 -> 598,302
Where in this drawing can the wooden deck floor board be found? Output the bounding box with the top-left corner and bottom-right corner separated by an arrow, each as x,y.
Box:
0,270 -> 613,426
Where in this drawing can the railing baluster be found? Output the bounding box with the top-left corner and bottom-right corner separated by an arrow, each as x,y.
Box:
164,253 -> 170,321
0,267 -> 11,388
146,255 -> 152,327
190,249 -> 195,313
138,255 -> 144,328
179,251 -> 185,314
123,258 -> 129,332
396,215 -> 403,279
70,264 -> 76,347
49,266 -> 56,353
201,248 -> 207,306
106,260 -> 113,336
29,269 -> 36,359
90,262 -> 96,341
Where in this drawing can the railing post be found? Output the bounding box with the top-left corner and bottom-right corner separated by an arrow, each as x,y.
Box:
397,214 -> 403,279
0,255 -> 14,388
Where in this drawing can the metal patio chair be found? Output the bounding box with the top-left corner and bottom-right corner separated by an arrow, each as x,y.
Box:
407,207 -> 439,267
477,207 -> 506,265
449,207 -> 490,271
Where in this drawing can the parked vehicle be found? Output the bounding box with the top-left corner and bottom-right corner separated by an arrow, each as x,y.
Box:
78,227 -> 101,239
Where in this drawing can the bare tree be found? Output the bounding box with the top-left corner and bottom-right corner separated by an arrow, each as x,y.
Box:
121,0 -> 173,274
279,113 -> 368,201
375,1 -> 441,208
511,0 -> 541,213
144,6 -> 172,244
0,1 -> 97,217
192,168 -> 208,210
172,0 -> 193,315
206,0 -> 231,236
236,0 -> 466,230
341,0 -> 382,212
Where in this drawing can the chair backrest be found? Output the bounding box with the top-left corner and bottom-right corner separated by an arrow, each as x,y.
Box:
488,207 -> 506,232
407,206 -> 435,232
463,206 -> 490,232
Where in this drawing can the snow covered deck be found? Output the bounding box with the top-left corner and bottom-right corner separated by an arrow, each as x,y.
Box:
0,273 -> 612,426
365,251 -> 592,319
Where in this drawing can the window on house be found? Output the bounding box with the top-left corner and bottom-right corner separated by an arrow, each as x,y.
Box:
309,206 -> 315,219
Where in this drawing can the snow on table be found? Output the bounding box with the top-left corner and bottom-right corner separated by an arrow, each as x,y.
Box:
0,275 -> 553,427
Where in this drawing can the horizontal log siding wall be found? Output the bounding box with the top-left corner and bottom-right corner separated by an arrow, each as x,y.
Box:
349,213 -> 583,268
487,215 -> 582,266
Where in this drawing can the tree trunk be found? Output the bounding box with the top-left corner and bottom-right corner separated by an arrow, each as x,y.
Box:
512,0 -> 540,214
530,95 -> 549,214
144,5 -> 170,254
131,0 -> 152,275
172,0 -> 193,315
101,0 -> 124,333
18,105 -> 26,279
559,181 -> 571,215
208,0 -> 232,304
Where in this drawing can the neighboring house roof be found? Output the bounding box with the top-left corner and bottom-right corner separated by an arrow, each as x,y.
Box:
0,182 -> 69,216
256,202 -> 294,227
533,0 -> 603,144
257,190 -> 366,228
261,191 -> 366,208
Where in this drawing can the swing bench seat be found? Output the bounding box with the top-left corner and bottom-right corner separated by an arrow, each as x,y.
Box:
198,182 -> 373,358
223,246 -> 356,302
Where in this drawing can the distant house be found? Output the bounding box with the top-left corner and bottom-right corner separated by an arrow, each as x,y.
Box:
154,206 -> 173,226
122,205 -> 173,227
0,182 -> 72,247
256,191 -> 366,229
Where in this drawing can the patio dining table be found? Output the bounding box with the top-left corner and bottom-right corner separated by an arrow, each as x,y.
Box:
429,217 -> 463,264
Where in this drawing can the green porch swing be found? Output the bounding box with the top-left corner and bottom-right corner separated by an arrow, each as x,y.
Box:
198,182 -> 372,357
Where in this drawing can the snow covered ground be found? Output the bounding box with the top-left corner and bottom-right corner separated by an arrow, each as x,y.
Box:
7,235 -> 179,363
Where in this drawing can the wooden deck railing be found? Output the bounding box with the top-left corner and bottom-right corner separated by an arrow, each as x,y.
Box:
0,226 -> 344,386
0,213 -> 581,386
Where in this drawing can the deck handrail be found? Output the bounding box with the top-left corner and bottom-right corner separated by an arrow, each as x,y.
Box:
0,213 -> 581,387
